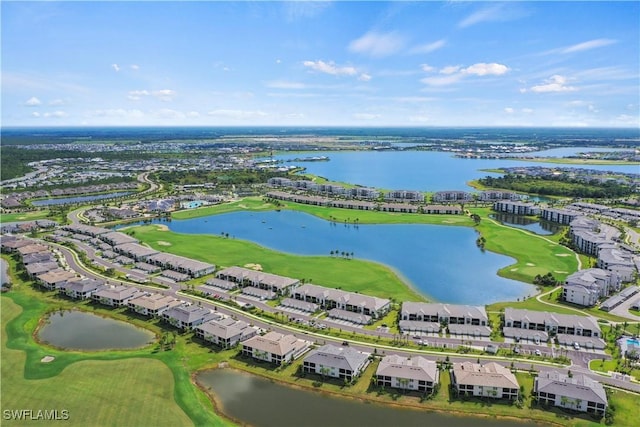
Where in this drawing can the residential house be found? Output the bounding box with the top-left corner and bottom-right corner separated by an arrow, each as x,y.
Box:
480,191 -> 521,202
128,293 -> 182,317
146,253 -> 215,278
451,362 -> 519,400
303,344 -> 370,382
162,304 -> 215,330
113,242 -> 159,261
563,268 -> 620,307
92,285 -> 146,307
432,191 -> 473,203
216,266 -> 299,296
598,248 -> 637,282
293,283 -> 391,320
541,208 -> 580,225
241,331 -> 312,365
58,278 -> 104,299
36,269 -> 78,290
376,355 -> 439,393
195,317 -> 260,349
400,302 -> 490,336
535,370 -> 608,416
493,201 -> 540,216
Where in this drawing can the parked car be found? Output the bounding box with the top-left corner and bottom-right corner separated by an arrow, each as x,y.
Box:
573,342 -> 581,350
535,349 -> 542,356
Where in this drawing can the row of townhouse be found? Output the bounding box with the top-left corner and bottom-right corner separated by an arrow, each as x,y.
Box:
540,208 -> 580,225
399,302 -> 491,337
493,201 -> 541,216
303,344 -> 370,382
503,308 -> 605,349
266,191 -> 462,214
291,283 -> 391,322
241,331 -> 313,365
563,268 -> 621,307
216,266 -> 299,297
451,362 -> 519,400
535,370 -> 608,416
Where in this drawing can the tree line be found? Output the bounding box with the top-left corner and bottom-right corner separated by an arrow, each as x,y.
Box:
478,174 -> 634,198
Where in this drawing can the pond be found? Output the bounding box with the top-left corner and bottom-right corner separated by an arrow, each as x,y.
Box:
490,213 -> 562,236
38,310 -> 155,351
31,191 -> 134,206
197,369 -> 540,427
141,210 -> 536,305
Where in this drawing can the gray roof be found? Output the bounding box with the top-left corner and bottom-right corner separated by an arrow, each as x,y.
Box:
148,252 -> 215,274
452,362 -> 519,389
402,302 -> 487,321
217,266 -> 299,290
93,285 -> 144,300
128,293 -> 181,311
241,331 -> 311,357
536,370 -> 607,405
163,304 -> 213,323
65,278 -> 104,293
504,308 -> 601,333
115,242 -> 159,258
295,283 -> 390,313
377,355 -> 438,383
100,231 -> 139,246
304,344 -> 369,372
196,317 -> 256,340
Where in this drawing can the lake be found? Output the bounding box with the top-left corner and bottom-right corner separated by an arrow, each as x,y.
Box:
38,310 -> 155,350
31,192 -> 133,206
490,213 -> 562,236
272,150 -> 638,191
146,210 -> 536,305
197,369 -> 540,427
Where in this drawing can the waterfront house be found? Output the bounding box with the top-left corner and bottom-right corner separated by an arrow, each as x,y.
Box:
58,278 -> 104,299
161,304 -> 215,330
216,266 -> 299,296
563,268 -> 620,307
379,203 -> 419,213
535,370 -> 608,416
146,253 -> 215,278
127,293 -> 182,317
480,191 -> 521,202
329,200 -> 376,211
540,208 -> 580,225
384,190 -> 424,203
292,283 -> 390,320
99,231 -> 139,247
92,285 -> 146,307
195,317 -> 260,349
376,355 -> 439,393
451,362 -> 519,400
598,247 -> 637,282
241,331 -> 312,365
17,243 -> 49,256
36,269 -> 78,290
25,261 -> 60,278
400,302 -> 489,334
113,242 -> 159,261
493,201 -> 540,216
422,205 -> 462,215
432,191 -> 473,203
303,344 -> 370,382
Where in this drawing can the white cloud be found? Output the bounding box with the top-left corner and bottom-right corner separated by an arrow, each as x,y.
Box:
187,111 -> 200,118
152,89 -> 176,101
421,64 -> 435,72
409,39 -> 446,54
561,38 -> 617,54
409,114 -> 431,123
358,73 -> 372,82
458,4 -> 504,28
128,90 -> 150,101
31,112 -> 41,118
266,81 -> 307,89
154,109 -> 185,119
130,64 -> 140,71
303,60 -> 357,76
524,75 -> 577,93
440,65 -> 461,75
275,59 -> 282,64
44,111 -> 68,118
348,31 -> 405,57
522,108 -> 534,114
353,113 -> 380,120
504,107 -> 514,114
111,63 -> 120,72
90,109 -> 144,119
421,63 -> 510,87
25,96 -> 42,106
207,109 -> 268,120
463,63 -> 509,76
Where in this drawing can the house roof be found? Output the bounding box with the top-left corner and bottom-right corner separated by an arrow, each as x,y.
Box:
101,231 -> 139,246
163,304 -> 213,323
241,331 -> 311,357
504,308 -> 601,333
402,302 -> 487,321
147,252 -> 215,274
304,344 -> 369,372
64,278 -> 104,293
452,362 -> 519,389
217,266 -> 299,290
37,269 -> 77,284
115,242 -> 159,258
536,370 -> 607,405
377,355 -> 438,383
196,317 -> 255,339
93,285 -> 144,300
295,283 -> 390,312
129,293 -> 181,310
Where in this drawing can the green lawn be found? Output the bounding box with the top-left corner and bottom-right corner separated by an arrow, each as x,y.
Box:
471,208 -> 579,284
131,224 -> 426,302
0,210 -> 53,223
1,296 -> 194,427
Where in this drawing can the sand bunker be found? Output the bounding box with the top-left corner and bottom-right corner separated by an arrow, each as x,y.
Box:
41,356 -> 55,363
157,241 -> 171,246
554,271 -> 568,274
526,263 -> 535,266
510,268 -> 518,272
155,224 -> 169,231
244,263 -> 263,271
555,254 -> 571,257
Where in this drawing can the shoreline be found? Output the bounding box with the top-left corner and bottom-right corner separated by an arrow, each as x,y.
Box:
194,366 -> 563,427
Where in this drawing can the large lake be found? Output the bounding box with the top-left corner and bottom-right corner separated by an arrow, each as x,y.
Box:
198,369 -> 540,427
149,210 -> 536,305
273,149 -> 638,191
38,310 -> 155,350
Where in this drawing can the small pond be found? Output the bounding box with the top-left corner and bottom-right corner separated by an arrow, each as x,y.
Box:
490,213 -> 563,235
38,310 -> 155,351
197,369 -> 540,427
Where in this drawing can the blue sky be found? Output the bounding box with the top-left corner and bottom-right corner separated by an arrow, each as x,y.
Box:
2,1 -> 639,127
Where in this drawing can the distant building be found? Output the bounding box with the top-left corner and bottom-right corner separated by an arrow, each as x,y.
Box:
432,191 -> 473,203
540,208 -> 580,225
493,201 -> 540,216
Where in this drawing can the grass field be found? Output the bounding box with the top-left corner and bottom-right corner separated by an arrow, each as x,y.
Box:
131,224 -> 426,302
0,266 -> 234,427
0,210 -> 53,223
